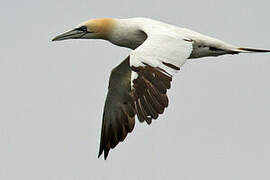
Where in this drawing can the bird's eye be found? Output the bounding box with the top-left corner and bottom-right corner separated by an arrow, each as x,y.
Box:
76,26 -> 88,32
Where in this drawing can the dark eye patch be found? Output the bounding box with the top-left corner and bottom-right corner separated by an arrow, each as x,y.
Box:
75,26 -> 88,32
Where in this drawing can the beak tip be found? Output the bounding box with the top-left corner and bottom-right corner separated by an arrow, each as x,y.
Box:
51,29 -> 84,42
51,37 -> 59,41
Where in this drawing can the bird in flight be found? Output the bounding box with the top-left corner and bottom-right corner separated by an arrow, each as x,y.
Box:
52,18 -> 270,159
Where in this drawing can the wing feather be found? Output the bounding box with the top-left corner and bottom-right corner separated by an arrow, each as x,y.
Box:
129,30 -> 193,123
98,57 -> 135,160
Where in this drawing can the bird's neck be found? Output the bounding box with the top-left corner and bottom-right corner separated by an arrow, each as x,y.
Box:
107,19 -> 147,50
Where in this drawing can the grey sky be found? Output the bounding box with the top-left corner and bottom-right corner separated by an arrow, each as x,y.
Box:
1,0 -> 270,179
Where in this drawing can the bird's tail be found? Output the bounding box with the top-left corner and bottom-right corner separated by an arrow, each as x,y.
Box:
235,47 -> 270,53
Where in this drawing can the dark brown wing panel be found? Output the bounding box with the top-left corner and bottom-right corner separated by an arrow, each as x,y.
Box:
98,59 -> 174,159
131,63 -> 173,125
98,57 -> 135,160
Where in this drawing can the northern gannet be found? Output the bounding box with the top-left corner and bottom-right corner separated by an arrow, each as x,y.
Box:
52,18 -> 270,159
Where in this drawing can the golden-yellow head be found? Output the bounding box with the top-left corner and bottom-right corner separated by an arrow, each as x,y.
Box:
52,18 -> 116,41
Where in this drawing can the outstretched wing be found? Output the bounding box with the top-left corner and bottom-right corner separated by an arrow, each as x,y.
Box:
98,30 -> 193,160
98,57 -> 136,160
129,30 -> 193,123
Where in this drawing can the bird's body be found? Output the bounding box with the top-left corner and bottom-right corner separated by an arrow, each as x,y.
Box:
93,18 -> 242,56
52,17 -> 270,159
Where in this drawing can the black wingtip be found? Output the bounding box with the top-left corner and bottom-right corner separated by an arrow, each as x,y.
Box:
104,149 -> 109,160
98,141 -> 110,160
98,151 -> 102,159
98,149 -> 109,160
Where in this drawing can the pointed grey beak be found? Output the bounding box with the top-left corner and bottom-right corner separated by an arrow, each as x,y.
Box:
52,29 -> 87,41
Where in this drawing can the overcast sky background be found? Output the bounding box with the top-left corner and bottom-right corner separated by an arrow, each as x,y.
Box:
1,0 -> 270,179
